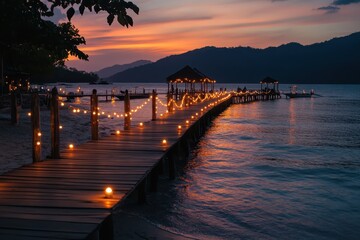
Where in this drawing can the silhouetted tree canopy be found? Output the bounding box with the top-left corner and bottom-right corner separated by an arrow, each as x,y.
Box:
0,0 -> 139,75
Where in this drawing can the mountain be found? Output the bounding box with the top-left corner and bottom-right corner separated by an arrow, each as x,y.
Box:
32,66 -> 98,83
96,60 -> 152,78
106,32 -> 360,84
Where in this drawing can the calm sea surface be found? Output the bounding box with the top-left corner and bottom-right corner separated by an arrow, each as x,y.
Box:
117,84 -> 360,240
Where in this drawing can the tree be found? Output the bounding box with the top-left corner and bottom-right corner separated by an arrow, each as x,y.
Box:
0,0 -> 139,74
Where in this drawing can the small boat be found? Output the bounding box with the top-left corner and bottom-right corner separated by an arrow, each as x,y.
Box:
66,91 -> 83,102
89,79 -> 110,85
285,85 -> 315,98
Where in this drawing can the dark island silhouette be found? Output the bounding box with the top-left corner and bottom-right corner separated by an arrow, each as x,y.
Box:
105,32 -> 360,84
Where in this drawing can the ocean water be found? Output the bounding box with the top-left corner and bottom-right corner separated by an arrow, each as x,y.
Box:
118,84 -> 360,240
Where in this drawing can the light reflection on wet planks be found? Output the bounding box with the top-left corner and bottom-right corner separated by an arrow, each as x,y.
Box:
0,99 -> 217,239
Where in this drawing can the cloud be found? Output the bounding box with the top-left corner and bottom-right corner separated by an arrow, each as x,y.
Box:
317,5 -> 340,13
318,0 -> 360,13
332,0 -> 360,5
43,8 -> 67,23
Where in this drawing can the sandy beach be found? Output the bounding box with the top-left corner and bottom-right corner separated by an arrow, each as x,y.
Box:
0,105 -> 93,174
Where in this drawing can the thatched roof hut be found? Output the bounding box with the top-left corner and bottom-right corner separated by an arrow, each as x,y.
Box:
166,65 -> 215,93
260,76 -> 279,92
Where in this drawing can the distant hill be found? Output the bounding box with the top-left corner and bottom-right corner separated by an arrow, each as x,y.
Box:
106,32 -> 360,84
32,66 -> 98,84
96,60 -> 152,78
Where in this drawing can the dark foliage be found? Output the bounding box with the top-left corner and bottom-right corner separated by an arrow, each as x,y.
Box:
0,0 -> 139,77
32,66 -> 99,83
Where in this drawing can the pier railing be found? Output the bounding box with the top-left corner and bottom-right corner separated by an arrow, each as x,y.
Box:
26,88 -> 230,163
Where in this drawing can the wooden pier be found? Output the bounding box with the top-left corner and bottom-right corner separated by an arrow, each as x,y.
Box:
0,90 -> 279,239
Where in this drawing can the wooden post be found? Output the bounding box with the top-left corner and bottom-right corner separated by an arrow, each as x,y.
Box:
167,92 -> 173,113
168,155 -> 175,180
99,215 -> 114,240
50,87 -> 60,159
31,93 -> 41,162
138,180 -> 146,204
124,89 -> 131,130
91,89 -> 99,140
152,89 -> 156,121
11,91 -> 18,124
150,165 -> 159,192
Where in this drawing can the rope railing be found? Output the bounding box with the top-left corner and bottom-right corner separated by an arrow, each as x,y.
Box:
25,87 -> 230,163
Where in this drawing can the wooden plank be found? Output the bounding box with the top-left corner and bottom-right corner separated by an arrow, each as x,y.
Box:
0,217 -> 95,239
0,207 -> 106,224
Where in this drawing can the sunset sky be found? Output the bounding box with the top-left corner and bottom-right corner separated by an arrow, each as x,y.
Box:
58,0 -> 360,72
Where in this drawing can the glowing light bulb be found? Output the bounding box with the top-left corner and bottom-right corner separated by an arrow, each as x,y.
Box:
139,122 -> 143,127
61,102 -> 65,107
59,125 -> 63,129
37,132 -> 42,137
84,110 -> 87,114
73,109 -> 77,113
28,112 -> 31,117
105,187 -> 113,198
69,144 -> 74,149
162,139 -> 167,145
116,130 -> 120,135
36,141 -> 41,146
186,120 -> 189,124
178,125 -> 182,130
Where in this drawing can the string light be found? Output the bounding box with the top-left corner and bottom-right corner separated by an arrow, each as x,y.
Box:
56,89 -> 231,150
